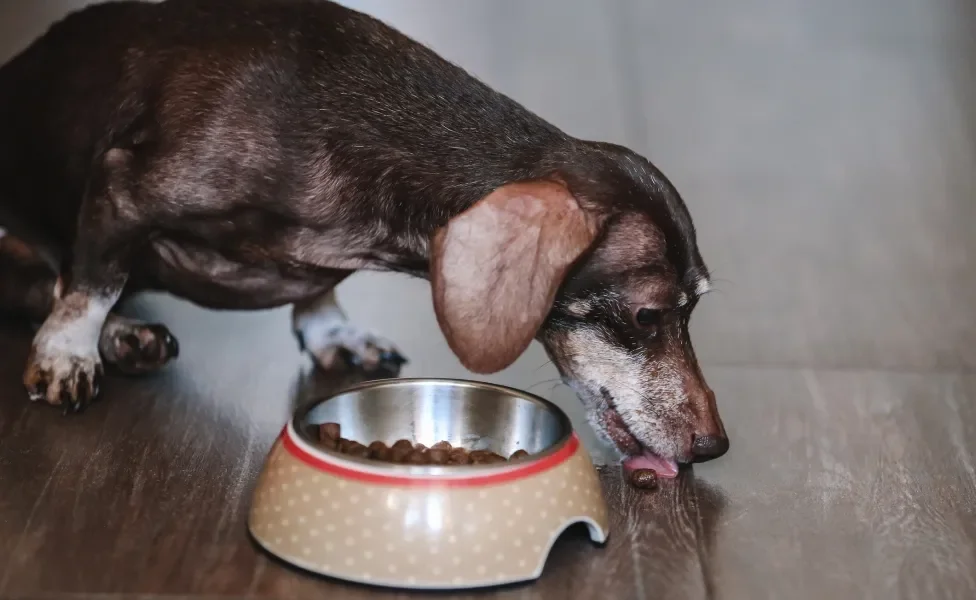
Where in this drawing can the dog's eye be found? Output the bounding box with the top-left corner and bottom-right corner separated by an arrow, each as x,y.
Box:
635,308 -> 662,328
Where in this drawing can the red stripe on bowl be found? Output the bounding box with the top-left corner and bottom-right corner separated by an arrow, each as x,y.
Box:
282,429 -> 580,487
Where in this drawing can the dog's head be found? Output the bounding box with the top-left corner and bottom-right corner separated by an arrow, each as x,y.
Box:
429,142 -> 726,477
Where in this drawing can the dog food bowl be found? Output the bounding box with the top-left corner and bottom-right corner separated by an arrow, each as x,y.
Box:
248,378 -> 609,590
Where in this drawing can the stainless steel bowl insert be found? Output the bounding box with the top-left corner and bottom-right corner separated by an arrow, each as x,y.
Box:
294,378 -> 572,468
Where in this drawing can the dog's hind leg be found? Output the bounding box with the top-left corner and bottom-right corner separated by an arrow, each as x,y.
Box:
1,228 -> 180,379
0,227 -> 59,322
292,283 -> 407,375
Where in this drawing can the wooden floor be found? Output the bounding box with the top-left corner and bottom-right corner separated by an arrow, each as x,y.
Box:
2,0 -> 976,598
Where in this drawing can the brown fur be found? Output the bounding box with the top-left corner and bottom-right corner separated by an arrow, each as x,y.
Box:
0,0 -> 727,467
431,180 -> 599,373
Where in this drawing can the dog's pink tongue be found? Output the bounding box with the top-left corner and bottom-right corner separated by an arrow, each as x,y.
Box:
623,451 -> 680,479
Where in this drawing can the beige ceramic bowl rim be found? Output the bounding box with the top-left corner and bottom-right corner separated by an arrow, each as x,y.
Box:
287,377 -> 577,482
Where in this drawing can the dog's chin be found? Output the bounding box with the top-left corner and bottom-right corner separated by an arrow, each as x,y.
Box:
598,402 -> 681,479
565,379 -> 682,479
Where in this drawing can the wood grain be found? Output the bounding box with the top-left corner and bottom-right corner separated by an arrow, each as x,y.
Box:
1,0 -> 975,599
4,319 -> 976,599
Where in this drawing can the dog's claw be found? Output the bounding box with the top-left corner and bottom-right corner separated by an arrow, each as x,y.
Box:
24,352 -> 103,413
380,350 -> 408,366
28,380 -> 47,402
352,346 -> 407,374
299,324 -> 406,376
155,326 -> 179,359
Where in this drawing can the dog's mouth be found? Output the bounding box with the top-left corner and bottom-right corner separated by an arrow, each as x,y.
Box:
600,397 -> 680,479
622,449 -> 680,479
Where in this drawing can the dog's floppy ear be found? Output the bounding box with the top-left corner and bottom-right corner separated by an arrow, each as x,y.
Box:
430,179 -> 598,373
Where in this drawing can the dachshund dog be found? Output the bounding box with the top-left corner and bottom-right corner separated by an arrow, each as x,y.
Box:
0,0 -> 727,477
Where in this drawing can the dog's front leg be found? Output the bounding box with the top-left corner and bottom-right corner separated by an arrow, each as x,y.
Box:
23,149 -> 140,412
292,288 -> 407,374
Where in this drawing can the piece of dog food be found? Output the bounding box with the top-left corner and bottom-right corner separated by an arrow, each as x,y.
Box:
405,449 -> 429,465
467,450 -> 491,462
389,445 -> 412,463
389,439 -> 414,463
629,468 -> 659,490
316,433 -> 339,451
317,423 -> 340,450
391,439 -> 414,452
427,448 -> 450,464
344,441 -> 371,459
314,423 -> 533,466
447,448 -> 472,465
319,422 -> 341,442
469,449 -> 507,464
367,441 -> 391,461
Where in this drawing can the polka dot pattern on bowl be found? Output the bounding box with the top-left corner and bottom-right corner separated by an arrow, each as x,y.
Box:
249,438 -> 609,589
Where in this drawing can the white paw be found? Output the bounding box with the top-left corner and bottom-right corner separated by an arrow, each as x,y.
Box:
296,324 -> 407,372
24,294 -> 112,412
23,344 -> 103,412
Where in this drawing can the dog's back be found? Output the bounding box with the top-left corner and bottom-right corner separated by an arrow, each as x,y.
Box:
2,0 -> 568,242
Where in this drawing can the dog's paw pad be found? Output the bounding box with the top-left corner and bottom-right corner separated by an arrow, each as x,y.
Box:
107,323 -> 179,375
298,326 -> 407,375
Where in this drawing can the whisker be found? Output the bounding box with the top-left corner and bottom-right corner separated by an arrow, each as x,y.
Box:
527,378 -> 562,392
547,381 -> 567,396
701,271 -> 734,295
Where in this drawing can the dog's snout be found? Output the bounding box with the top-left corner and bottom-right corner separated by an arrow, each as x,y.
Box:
691,433 -> 729,462
684,381 -> 728,463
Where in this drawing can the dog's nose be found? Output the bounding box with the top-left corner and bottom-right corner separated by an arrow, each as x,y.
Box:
691,434 -> 729,462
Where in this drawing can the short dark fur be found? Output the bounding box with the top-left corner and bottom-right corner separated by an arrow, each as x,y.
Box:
0,0 -> 726,468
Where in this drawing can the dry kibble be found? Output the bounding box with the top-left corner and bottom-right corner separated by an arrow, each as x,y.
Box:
405,449 -> 429,465
468,450 -> 492,463
314,427 -> 534,466
317,434 -> 339,451
469,450 -> 507,464
392,439 -> 414,452
427,448 -> 449,464
367,441 -> 391,461
316,423 -> 339,451
390,444 -> 413,463
345,441 -> 371,459
629,468 -> 659,490
319,422 -> 341,442
447,448 -> 471,465
337,438 -> 359,453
